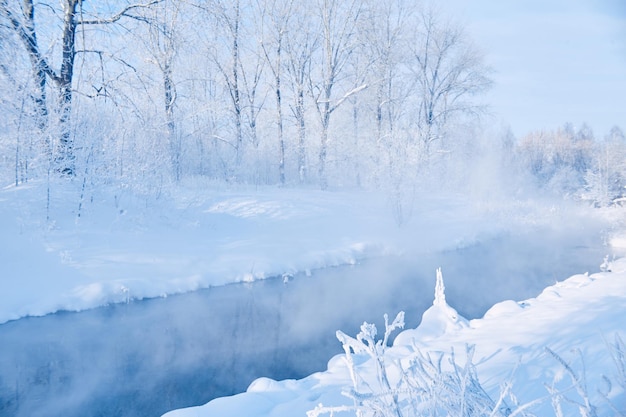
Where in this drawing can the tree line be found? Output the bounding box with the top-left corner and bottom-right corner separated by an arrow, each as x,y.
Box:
0,0 -> 491,190
1,0 -> 623,208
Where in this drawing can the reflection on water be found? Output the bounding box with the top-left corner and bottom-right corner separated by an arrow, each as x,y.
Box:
0,226 -> 611,417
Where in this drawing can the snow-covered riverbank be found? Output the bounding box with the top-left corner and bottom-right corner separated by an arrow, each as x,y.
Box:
2,180 -> 624,416
164,262 -> 626,417
3,179 -> 611,324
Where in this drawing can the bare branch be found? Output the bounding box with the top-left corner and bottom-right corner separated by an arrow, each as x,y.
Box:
78,0 -> 163,25
0,1 -> 60,82
329,83 -> 367,113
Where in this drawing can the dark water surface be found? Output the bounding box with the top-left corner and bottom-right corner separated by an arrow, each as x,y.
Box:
0,225 -> 613,417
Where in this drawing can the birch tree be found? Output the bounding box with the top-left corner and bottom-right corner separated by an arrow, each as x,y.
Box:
0,20 -> 36,184
196,0 -> 267,179
361,0 -> 412,182
211,0 -> 245,167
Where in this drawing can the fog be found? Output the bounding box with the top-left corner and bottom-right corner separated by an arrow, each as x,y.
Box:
1,0 -> 624,415
0,217 -> 612,417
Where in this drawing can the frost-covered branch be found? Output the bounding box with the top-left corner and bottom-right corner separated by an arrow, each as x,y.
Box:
598,333 -> 626,416
329,83 -> 368,114
545,347 -> 598,417
317,313 -> 517,417
78,0 -> 164,25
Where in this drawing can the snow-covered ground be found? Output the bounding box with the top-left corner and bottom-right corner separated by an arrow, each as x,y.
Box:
0,178 -> 584,324
2,179 -> 625,416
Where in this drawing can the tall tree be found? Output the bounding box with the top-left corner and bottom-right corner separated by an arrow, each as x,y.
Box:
283,2 -> 316,183
309,0 -> 366,189
258,0 -> 293,185
361,0 -> 412,183
211,0 -> 245,167
143,0 -> 182,181
409,6 -> 491,157
0,0 -> 162,176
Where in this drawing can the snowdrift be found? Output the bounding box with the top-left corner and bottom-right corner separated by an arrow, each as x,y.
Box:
163,262 -> 626,417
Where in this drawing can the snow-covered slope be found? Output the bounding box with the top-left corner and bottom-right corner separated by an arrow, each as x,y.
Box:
163,261 -> 626,417
1,179 -> 578,324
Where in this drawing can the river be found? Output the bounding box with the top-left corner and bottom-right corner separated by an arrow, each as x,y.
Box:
0,223 -> 613,417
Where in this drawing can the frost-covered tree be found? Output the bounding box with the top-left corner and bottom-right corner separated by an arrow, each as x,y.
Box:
258,0 -> 293,185
517,124 -> 595,195
308,0 -> 366,189
283,1 -> 316,183
407,5 -> 491,159
583,126 -> 626,206
0,0 -> 162,176
140,0 -> 183,181
360,0 -> 412,178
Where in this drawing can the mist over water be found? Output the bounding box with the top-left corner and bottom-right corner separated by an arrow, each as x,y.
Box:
0,222 -> 613,417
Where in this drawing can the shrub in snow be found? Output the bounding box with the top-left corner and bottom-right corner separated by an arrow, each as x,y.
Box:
544,347 -> 598,417
308,269 -> 626,417
308,269 -> 514,417
308,311 -> 515,417
599,334 -> 626,416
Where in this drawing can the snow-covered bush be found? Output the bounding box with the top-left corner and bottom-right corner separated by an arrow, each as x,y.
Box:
308,311 -> 514,417
308,268 -> 626,417
581,130 -> 626,207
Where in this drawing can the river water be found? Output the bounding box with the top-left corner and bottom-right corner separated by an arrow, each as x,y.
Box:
0,223 -> 614,417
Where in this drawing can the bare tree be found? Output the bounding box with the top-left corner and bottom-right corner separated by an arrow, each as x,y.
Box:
0,21 -> 36,184
309,0 -> 366,189
196,0 -> 268,180
360,0 -> 413,184
209,0 -> 245,168
141,0 -> 182,181
283,2 -> 316,183
409,6 -> 492,157
0,0 -> 162,176
239,20 -> 266,156
0,0 -> 48,132
258,0 -> 294,185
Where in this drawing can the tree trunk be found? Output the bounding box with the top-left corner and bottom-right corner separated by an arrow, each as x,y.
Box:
296,87 -> 307,183
164,61 -> 180,181
232,0 -> 243,166
318,104 -> 330,190
55,0 -> 79,176
1,0 -> 49,130
276,38 -> 285,186
352,97 -> 360,187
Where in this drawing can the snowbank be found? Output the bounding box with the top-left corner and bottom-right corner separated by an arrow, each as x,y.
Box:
163,262 -> 626,417
0,181 -> 547,324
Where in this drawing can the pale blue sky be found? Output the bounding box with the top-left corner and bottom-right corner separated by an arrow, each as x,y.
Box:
444,0 -> 626,137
